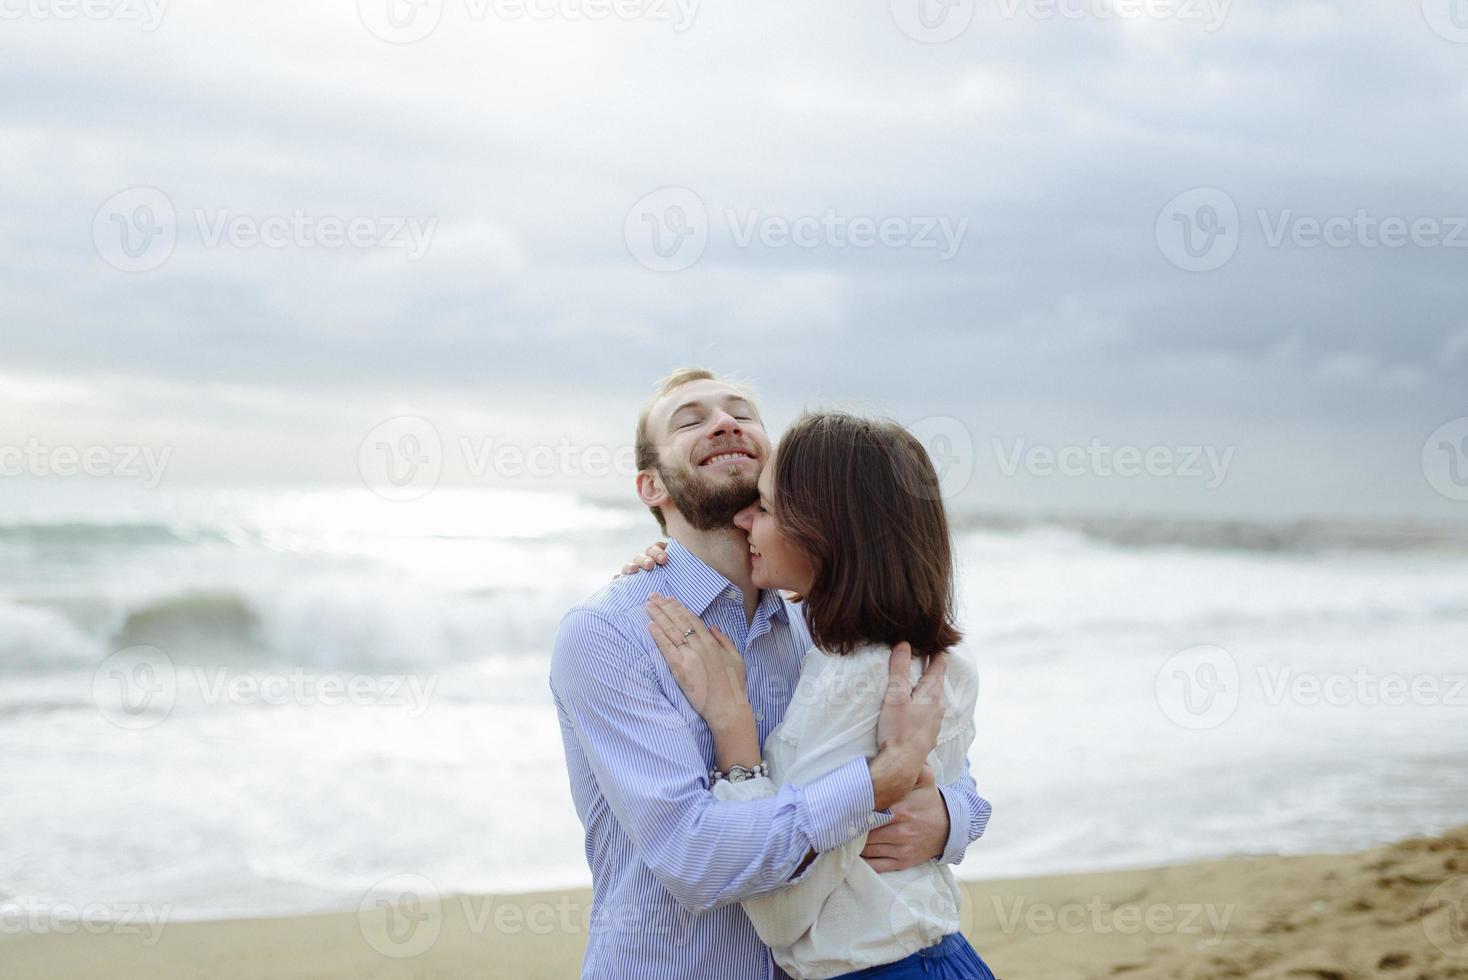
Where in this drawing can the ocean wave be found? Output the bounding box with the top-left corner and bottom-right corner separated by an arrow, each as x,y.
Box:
952,512 -> 1468,554
112,590 -> 262,654
0,521 -> 227,550
10,577 -> 558,671
0,602 -> 99,671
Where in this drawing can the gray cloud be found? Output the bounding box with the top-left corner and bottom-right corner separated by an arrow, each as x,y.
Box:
1,0 -> 1465,518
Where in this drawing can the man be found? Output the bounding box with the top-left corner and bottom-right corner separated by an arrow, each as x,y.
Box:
549,368 -> 992,979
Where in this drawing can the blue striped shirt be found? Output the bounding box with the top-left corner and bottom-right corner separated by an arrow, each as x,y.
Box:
549,539 -> 992,980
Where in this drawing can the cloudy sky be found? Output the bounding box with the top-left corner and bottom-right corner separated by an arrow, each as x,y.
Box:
3,0 -> 1466,519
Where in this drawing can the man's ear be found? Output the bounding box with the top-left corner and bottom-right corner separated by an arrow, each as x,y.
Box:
636,470 -> 668,511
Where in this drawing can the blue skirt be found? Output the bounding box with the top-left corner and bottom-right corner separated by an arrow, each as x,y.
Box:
830,933 -> 996,979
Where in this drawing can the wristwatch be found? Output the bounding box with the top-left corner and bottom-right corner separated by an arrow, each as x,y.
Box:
710,761 -> 769,784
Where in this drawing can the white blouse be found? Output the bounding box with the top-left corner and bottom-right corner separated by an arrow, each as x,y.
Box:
712,643 -> 980,980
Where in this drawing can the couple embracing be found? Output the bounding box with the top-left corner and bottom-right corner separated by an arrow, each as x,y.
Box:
549,368 -> 995,979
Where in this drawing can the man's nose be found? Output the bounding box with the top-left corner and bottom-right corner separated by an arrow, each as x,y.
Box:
708,411 -> 743,437
733,506 -> 754,530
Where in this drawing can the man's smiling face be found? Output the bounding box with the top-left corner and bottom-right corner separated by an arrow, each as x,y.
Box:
643,379 -> 771,531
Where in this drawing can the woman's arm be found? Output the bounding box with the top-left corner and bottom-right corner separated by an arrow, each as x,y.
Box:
708,709 -> 763,774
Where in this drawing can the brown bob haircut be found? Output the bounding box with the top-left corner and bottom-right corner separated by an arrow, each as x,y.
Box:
774,411 -> 962,658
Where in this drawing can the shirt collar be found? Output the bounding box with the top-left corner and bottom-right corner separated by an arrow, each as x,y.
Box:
661,537 -> 789,624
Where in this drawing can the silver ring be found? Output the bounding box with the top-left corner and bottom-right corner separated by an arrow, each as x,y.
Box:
681,628 -> 695,640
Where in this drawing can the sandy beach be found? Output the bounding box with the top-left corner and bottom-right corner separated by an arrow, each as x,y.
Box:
6,824 -> 1465,979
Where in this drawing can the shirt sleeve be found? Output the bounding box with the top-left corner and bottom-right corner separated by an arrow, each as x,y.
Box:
550,608 -> 876,915
934,654 -> 991,866
936,761 -> 993,865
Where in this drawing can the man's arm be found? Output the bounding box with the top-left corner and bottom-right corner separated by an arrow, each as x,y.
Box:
550,608 -> 879,915
937,756 -> 993,865
864,650 -> 990,870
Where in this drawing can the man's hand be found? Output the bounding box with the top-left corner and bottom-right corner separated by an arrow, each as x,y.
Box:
860,765 -> 948,872
867,643 -> 947,811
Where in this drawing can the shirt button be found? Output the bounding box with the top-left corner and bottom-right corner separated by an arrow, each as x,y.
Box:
753,710 -> 764,721
847,825 -> 858,835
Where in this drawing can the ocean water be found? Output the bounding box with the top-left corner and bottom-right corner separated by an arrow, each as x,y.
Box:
1,483 -> 1465,919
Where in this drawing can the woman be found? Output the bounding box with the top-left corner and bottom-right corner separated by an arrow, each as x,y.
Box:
630,411 -> 993,980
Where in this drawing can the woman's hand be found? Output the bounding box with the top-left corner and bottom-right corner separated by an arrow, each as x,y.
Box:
644,593 -> 750,733
613,541 -> 669,578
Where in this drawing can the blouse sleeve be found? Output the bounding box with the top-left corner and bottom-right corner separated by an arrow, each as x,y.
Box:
730,650 -> 891,949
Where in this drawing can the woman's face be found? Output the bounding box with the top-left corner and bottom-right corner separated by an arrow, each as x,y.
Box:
733,448 -> 815,595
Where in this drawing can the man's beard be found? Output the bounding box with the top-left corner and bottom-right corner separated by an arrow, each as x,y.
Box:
658,461 -> 758,532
